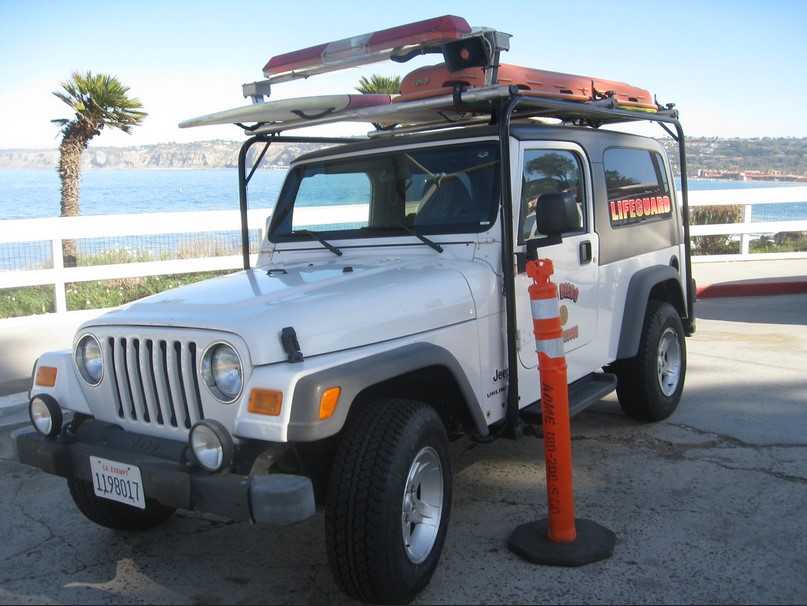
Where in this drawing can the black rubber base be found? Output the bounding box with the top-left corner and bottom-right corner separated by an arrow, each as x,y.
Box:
508,518 -> 616,566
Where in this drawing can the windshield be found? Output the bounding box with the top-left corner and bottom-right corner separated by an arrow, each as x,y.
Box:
268,141 -> 500,241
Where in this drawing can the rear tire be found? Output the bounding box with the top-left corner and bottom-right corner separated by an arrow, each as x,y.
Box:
68,478 -> 175,531
613,300 -> 686,421
325,399 -> 452,604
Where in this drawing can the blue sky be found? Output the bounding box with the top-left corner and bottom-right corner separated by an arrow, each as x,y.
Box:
1,0 -> 805,149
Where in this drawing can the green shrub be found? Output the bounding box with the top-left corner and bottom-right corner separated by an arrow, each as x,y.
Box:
689,204 -> 742,255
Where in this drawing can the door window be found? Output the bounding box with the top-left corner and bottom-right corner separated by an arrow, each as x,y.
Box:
520,149 -> 586,243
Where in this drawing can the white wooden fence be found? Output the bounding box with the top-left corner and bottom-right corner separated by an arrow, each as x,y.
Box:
2,187 -> 806,314
687,186 -> 807,259
0,209 -> 270,313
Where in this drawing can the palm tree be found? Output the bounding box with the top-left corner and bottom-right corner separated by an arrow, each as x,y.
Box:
52,71 -> 147,266
355,74 -> 401,95
355,74 -> 401,131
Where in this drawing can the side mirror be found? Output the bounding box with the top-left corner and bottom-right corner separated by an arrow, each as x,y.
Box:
535,192 -> 582,235
526,192 -> 582,259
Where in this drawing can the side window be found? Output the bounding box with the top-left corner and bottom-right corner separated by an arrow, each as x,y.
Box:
604,148 -> 672,228
520,149 -> 585,243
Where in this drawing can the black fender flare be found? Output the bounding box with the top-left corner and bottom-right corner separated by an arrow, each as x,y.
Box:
286,342 -> 487,441
616,265 -> 685,360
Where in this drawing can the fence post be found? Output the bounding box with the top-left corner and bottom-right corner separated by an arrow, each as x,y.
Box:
51,237 -> 67,314
740,203 -> 753,255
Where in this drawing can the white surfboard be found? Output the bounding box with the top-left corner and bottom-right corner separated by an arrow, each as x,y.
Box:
179,93 -> 392,128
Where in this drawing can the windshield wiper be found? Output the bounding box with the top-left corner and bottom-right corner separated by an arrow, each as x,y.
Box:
392,224 -> 444,253
362,224 -> 444,253
291,230 -> 343,256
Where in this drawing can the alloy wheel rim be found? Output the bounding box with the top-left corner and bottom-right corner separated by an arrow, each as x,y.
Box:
657,327 -> 682,396
401,446 -> 443,564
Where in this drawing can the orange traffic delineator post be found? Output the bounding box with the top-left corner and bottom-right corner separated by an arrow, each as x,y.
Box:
508,258 -> 616,566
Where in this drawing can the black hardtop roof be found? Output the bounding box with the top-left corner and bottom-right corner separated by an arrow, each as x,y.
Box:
290,124 -> 500,164
288,121 -> 662,166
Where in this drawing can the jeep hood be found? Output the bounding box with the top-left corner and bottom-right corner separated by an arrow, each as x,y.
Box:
84,259 -> 478,365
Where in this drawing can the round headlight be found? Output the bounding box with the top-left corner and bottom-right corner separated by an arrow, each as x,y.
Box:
189,420 -> 234,472
202,343 -> 243,402
76,334 -> 103,385
29,394 -> 63,438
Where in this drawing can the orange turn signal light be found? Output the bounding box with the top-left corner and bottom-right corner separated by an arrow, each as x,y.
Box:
35,366 -> 58,387
248,389 -> 283,416
319,387 -> 341,420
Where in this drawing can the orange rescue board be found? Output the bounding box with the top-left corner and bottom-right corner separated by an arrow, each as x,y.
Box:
396,63 -> 656,111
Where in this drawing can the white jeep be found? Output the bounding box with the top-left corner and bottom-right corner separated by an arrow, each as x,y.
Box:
14,15 -> 695,605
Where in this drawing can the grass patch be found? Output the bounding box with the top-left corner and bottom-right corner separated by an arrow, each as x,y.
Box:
1,270 -> 232,319
77,248 -> 155,266
749,232 -> 807,253
0,285 -> 54,318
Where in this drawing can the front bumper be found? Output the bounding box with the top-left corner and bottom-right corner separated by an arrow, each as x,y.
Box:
13,419 -> 315,526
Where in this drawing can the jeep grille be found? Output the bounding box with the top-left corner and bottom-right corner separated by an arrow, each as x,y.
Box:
106,336 -> 205,429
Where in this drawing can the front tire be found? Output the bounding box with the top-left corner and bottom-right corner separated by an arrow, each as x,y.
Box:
68,478 -> 176,531
325,399 -> 452,604
613,300 -> 686,421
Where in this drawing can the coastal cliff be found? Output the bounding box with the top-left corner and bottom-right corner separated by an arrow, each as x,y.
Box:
0,140 -> 327,170
1,137 -> 806,179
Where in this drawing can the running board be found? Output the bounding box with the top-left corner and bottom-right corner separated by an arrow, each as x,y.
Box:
519,372 -> 617,425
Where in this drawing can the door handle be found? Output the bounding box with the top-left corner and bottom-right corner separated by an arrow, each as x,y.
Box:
579,241 -> 592,264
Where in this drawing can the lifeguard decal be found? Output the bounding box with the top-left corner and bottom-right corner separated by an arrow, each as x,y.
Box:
609,194 -> 671,227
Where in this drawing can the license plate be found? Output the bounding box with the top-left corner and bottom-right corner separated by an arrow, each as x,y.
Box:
90,456 -> 146,509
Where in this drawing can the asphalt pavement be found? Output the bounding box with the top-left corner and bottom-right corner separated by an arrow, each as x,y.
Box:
1,283 -> 805,604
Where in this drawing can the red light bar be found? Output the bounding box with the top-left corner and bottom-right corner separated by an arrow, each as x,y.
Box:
263,15 -> 472,81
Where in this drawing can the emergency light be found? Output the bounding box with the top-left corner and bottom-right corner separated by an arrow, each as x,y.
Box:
261,15 -> 509,83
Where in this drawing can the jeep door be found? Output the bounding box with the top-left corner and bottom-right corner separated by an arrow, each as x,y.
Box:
513,143 -> 600,390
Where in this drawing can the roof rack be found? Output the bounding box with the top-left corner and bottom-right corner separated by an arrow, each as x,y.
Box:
180,15 -> 678,137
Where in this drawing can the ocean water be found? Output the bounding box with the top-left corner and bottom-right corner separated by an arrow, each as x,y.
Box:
1,168 -> 805,273
1,168 -> 805,221
0,168 -> 287,220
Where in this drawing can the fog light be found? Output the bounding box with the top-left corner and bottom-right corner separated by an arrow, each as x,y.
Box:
29,394 -> 63,438
189,420 -> 234,472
